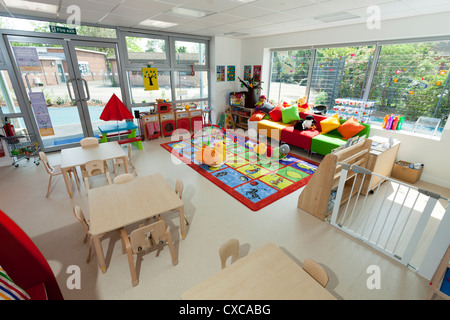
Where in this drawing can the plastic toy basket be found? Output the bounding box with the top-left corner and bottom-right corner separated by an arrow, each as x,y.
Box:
1,133 -> 41,167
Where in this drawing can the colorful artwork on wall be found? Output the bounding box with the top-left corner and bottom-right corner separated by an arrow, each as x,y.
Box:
216,65 -> 225,82
227,65 -> 235,81
253,65 -> 261,82
244,65 -> 252,81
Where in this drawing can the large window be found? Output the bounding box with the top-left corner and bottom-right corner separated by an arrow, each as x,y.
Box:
127,70 -> 171,104
0,70 -> 21,114
121,32 -> 210,110
174,40 -> 207,66
269,40 -> 450,137
125,35 -> 168,66
309,46 -> 374,107
270,50 -> 311,104
369,41 -> 450,133
174,71 -> 208,101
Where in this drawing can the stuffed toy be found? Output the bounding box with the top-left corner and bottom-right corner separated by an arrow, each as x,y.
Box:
294,115 -> 316,131
297,96 -> 310,113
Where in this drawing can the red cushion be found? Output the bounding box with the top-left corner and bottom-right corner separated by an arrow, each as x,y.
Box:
269,104 -> 283,122
26,282 -> 48,300
281,126 -> 320,150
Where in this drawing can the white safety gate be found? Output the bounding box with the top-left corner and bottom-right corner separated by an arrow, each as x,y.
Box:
329,163 -> 449,271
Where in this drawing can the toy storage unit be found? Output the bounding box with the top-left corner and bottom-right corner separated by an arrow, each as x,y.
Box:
157,102 -> 172,113
141,113 -> 161,140
176,111 -> 191,132
189,109 -> 203,132
160,112 -> 176,137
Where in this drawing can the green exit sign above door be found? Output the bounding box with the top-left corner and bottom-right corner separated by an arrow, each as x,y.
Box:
49,25 -> 77,35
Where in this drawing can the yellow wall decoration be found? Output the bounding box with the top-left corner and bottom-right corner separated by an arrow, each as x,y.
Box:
142,68 -> 159,91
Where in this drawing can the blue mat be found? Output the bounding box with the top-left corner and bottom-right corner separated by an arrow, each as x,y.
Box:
53,136 -> 83,146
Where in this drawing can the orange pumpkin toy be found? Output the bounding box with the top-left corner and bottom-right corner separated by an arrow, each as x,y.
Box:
195,143 -> 225,166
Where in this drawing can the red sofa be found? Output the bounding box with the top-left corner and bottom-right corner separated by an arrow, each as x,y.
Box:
279,112 -> 328,151
256,112 -> 371,155
256,112 -> 327,150
0,209 -> 63,300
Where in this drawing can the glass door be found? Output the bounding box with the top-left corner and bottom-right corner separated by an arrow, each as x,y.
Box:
7,36 -> 124,151
7,36 -> 88,151
66,40 -> 124,138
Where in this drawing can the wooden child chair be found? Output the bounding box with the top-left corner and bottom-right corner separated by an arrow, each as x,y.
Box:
219,238 -> 240,269
80,137 -> 99,148
120,220 -> 178,287
39,151 -> 79,198
302,259 -> 329,287
175,179 -> 189,225
81,160 -> 112,192
72,205 -> 94,263
114,173 -> 134,184
113,144 -> 137,176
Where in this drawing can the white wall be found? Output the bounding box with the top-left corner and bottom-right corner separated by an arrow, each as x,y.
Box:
210,36 -> 242,123
236,12 -> 450,188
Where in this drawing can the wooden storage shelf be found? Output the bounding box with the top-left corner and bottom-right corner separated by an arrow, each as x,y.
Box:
230,105 -> 255,130
298,139 -> 372,221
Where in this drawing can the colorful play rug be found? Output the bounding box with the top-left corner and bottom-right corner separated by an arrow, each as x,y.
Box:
161,126 -> 319,211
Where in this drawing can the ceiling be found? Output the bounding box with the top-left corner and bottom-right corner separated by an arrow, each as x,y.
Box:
1,0 -> 450,39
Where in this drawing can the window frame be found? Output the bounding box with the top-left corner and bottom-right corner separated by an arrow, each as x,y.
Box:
171,37 -> 209,70
269,37 -> 450,135
117,30 -> 210,109
119,31 -> 170,69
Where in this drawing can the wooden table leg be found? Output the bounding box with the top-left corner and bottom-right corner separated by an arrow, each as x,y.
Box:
61,167 -> 73,198
121,156 -> 129,173
92,235 -> 107,273
179,206 -> 186,240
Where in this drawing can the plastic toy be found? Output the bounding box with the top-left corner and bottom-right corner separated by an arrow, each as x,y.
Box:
382,115 -> 388,128
253,142 -> 290,159
253,143 -> 267,155
386,115 -> 394,130
195,144 -> 225,167
397,116 -> 405,130
391,116 -> 399,130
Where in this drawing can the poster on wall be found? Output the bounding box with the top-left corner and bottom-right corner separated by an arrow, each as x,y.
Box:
28,92 -> 54,136
227,65 -> 235,81
244,65 -> 252,81
216,65 -> 225,82
253,65 -> 261,82
12,47 -> 41,72
142,67 -> 159,91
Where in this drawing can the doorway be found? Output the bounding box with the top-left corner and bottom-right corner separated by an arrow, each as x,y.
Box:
7,35 -> 123,151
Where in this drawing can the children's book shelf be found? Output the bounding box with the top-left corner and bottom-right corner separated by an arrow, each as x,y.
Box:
297,139 -> 372,221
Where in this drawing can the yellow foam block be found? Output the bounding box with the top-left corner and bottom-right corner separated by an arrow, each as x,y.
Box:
257,120 -> 293,140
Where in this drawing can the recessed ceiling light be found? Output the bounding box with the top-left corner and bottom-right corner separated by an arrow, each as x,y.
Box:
166,7 -> 216,19
3,0 -> 58,14
224,31 -> 249,37
314,11 -> 360,23
138,19 -> 178,28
